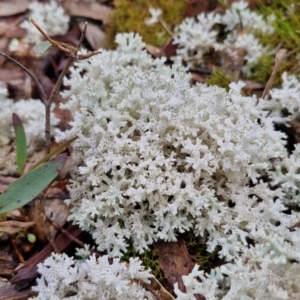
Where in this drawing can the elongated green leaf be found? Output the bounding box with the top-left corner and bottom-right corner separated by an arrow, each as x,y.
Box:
29,136 -> 77,172
33,40 -> 52,54
0,153 -> 67,214
12,113 -> 27,174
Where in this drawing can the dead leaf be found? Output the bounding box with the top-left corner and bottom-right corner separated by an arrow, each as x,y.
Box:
290,120 -> 300,143
186,0 -> 219,17
0,22 -> 11,36
0,68 -> 33,99
0,176 -> 16,193
79,22 -> 105,50
154,237 -> 206,300
29,197 -> 70,243
62,1 -> 112,23
160,39 -> 177,59
0,282 -> 37,299
0,234 -> 19,277
243,80 -> 264,91
0,69 -> 24,82
146,44 -> 161,58
0,0 -> 29,17
191,72 -> 206,83
0,220 -> 34,235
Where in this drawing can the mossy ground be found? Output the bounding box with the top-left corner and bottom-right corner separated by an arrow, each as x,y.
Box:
121,232 -> 221,284
247,0 -> 300,85
105,0 -> 186,48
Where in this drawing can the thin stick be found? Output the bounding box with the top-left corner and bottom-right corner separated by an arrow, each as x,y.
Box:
159,18 -> 173,38
30,18 -> 53,43
76,21 -> 88,50
44,22 -> 88,153
256,49 -> 287,105
30,18 -> 78,52
0,52 -> 47,103
45,215 -> 100,256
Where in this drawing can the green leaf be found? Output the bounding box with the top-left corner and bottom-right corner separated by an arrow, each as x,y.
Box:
28,136 -> 77,172
33,40 -> 52,54
12,113 -> 27,174
0,153 -> 68,214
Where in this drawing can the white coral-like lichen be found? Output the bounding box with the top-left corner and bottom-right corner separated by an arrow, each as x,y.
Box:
32,253 -> 155,300
55,33 -> 295,259
173,12 -> 223,65
267,72 -> 300,123
21,0 -> 69,45
145,7 -> 162,26
264,73 -> 300,207
173,0 -> 273,70
268,144 -> 300,207
221,0 -> 274,34
176,231 -> 300,299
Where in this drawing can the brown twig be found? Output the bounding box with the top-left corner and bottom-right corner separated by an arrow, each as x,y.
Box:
45,214 -> 100,257
135,278 -> 174,300
30,18 -> 54,44
45,22 -> 88,153
256,49 -> 287,106
0,52 -> 47,103
10,236 -> 25,263
159,18 -> 174,38
2,21 -> 98,153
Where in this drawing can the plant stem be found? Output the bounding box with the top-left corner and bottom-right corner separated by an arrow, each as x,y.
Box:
256,49 -> 287,105
0,52 -> 47,103
45,22 -> 88,153
0,22 -> 88,153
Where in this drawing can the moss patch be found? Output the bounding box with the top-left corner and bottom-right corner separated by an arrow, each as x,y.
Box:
105,0 -> 186,48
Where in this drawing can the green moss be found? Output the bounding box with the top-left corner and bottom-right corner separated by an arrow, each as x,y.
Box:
257,0 -> 300,50
206,68 -> 232,90
184,232 -> 222,273
251,0 -> 300,82
121,240 -> 164,282
121,232 -> 223,284
246,54 -> 275,85
247,53 -> 298,87
105,0 -> 186,48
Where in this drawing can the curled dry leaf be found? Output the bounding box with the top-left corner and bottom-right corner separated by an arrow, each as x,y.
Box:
0,220 -> 34,235
0,0 -> 29,17
62,1 -> 112,23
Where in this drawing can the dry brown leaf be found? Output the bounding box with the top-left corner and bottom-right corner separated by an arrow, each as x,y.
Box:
79,22 -> 105,50
154,237 -> 206,300
0,37 -> 8,54
191,72 -> 206,83
0,220 -> 34,235
7,76 -> 32,100
62,1 -> 112,23
243,80 -> 264,91
0,176 -> 16,193
0,234 -> 19,277
146,44 -> 161,58
0,69 -> 26,89
186,0 -> 219,17
290,120 -> 300,143
0,21 -> 11,36
0,284 -> 37,300
0,0 -> 29,17
160,39 -> 177,59
29,197 -> 70,243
